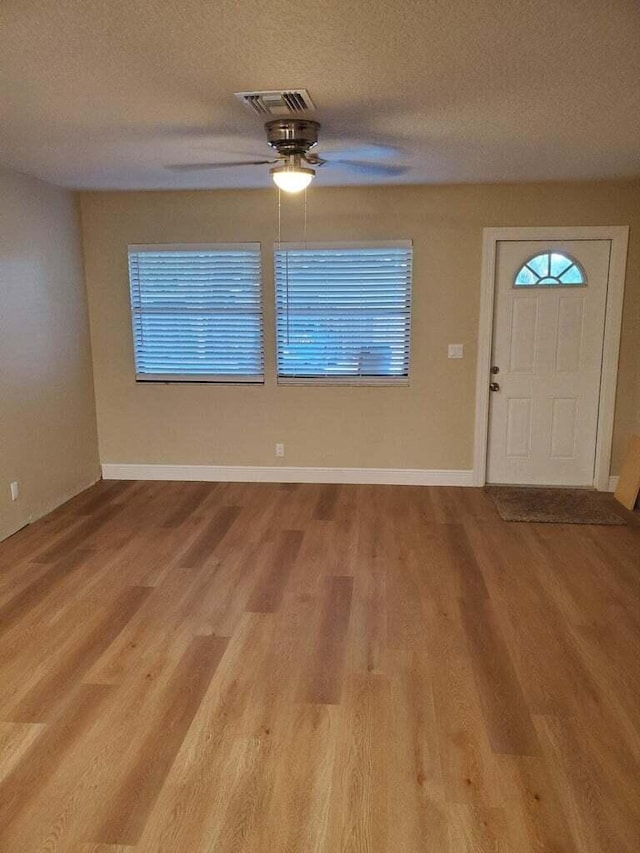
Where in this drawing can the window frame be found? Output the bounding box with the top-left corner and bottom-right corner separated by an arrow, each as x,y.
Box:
127,242 -> 265,385
274,240 -> 413,386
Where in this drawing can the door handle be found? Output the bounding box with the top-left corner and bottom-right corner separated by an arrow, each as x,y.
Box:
489,382 -> 500,392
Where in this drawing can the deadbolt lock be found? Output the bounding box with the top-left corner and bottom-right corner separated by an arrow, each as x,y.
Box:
490,365 -> 500,374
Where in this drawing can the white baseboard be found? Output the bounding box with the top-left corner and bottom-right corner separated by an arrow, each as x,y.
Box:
608,475 -> 619,492
101,463 -> 475,487
0,473 -> 101,544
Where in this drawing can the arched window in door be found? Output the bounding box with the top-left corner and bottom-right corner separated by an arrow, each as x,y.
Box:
514,252 -> 586,287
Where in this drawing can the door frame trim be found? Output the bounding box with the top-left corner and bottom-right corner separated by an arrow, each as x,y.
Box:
473,226 -> 629,489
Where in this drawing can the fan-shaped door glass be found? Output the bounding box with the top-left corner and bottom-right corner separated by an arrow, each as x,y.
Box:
514,252 -> 586,287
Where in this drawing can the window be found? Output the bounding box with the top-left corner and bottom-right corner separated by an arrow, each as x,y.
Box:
128,243 -> 264,382
275,242 -> 412,383
514,252 -> 586,287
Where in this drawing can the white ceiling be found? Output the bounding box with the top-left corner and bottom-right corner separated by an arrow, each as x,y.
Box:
1,0 -> 639,190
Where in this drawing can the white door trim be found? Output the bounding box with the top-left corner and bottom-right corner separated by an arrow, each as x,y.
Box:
473,226 -> 629,490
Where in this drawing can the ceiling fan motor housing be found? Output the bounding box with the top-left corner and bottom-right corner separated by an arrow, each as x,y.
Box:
265,119 -> 320,155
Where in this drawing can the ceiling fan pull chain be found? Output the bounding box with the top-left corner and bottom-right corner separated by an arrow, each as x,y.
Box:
277,186 -> 281,249
277,187 -> 292,346
285,237 -> 290,346
303,187 -> 308,249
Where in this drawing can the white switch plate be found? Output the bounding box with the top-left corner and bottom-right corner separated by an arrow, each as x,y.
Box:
275,442 -> 285,457
10,481 -> 19,501
448,344 -> 464,359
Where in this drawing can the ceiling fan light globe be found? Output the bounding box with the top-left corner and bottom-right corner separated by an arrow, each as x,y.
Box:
271,164 -> 315,193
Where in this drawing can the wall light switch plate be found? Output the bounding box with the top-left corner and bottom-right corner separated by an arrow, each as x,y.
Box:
10,481 -> 19,501
448,344 -> 464,359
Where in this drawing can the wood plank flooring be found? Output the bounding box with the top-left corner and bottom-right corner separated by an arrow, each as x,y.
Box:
0,480 -> 638,851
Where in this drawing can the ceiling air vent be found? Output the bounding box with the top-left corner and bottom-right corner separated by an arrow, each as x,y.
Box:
234,89 -> 316,117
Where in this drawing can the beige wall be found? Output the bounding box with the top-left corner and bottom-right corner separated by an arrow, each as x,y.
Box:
79,181 -> 640,475
0,167 -> 100,542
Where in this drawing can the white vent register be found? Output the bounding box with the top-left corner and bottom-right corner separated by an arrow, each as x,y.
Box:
234,89 -> 316,116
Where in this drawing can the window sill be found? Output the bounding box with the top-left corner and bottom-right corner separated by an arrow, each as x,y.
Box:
276,377 -> 410,387
135,376 -> 264,385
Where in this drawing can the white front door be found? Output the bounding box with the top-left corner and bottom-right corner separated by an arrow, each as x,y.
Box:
486,239 -> 611,487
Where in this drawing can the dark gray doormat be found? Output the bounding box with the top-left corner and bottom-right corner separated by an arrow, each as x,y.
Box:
487,486 -> 629,525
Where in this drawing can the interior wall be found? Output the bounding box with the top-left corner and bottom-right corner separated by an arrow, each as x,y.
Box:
0,166 -> 100,541
79,180 -> 640,476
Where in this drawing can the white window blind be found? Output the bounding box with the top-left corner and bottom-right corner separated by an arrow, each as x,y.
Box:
275,242 -> 412,382
128,243 -> 264,382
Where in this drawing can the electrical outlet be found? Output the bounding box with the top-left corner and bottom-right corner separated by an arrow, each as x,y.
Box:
10,481 -> 19,501
275,442 -> 285,457
448,343 -> 464,359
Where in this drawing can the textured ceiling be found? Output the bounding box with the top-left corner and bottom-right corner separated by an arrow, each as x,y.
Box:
1,0 -> 639,190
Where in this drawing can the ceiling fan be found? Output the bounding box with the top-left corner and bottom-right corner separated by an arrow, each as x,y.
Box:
167,119 -> 407,192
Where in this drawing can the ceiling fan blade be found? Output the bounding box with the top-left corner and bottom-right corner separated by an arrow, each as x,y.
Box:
329,160 -> 409,176
304,153 -> 327,166
321,143 -> 403,161
166,159 -> 278,172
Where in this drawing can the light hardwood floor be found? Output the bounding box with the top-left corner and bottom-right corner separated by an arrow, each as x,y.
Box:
0,480 -> 638,851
